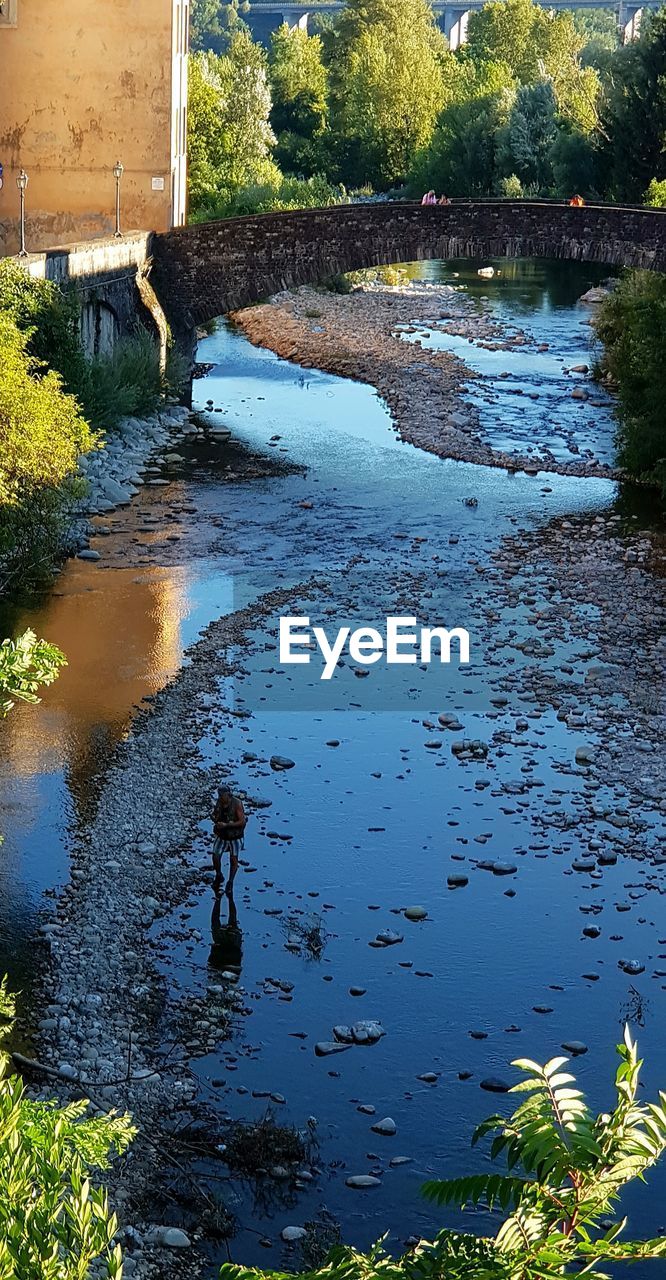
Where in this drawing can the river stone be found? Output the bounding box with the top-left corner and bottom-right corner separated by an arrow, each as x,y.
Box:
345,1175 -> 381,1189
77,549 -> 101,561
480,1077 -> 511,1093
281,1227 -> 307,1243
619,959 -> 645,975
404,906 -> 428,921
562,1041 -> 588,1056
572,858 -> 596,872
333,1025 -> 354,1044
270,755 -> 295,771
352,1020 -> 385,1044
149,1226 -> 191,1248
448,874 -> 469,888
375,930 -> 403,946
315,1041 -> 352,1057
371,1117 -> 397,1136
575,746 -> 596,764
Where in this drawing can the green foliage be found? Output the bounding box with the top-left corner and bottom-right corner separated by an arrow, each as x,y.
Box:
597,10 -> 666,201
188,37 -> 279,216
218,1031 -> 666,1280
499,174 -> 525,198
595,270 -> 666,492
269,26 -> 330,177
410,64 -> 515,197
80,329 -> 173,433
0,981 -> 135,1279
192,173 -> 345,220
645,177 -> 666,208
496,80 -> 558,191
550,127 -> 598,195
325,0 -> 453,188
0,315 -> 96,586
190,0 -> 250,54
0,261 -> 88,399
0,629 -> 66,718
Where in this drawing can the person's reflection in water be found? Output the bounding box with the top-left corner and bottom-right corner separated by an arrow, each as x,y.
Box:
209,889 -> 243,979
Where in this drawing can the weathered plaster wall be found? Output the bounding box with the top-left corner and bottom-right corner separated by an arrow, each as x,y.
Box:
0,0 -> 188,254
152,200 -> 666,329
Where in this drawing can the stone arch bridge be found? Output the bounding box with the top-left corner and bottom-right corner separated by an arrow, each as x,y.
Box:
151,200 -> 666,336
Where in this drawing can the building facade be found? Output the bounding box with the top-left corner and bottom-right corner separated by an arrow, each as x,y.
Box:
0,0 -> 189,254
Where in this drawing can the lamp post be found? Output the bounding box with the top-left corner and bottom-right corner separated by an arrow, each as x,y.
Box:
113,160 -> 124,238
16,169 -> 28,258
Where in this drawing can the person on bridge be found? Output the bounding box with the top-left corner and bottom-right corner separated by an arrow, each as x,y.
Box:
569,194 -> 585,207
438,194 -> 451,205
421,190 -> 437,205
212,785 -> 247,896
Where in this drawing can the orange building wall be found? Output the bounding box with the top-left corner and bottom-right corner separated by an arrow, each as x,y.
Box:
0,0 -> 188,254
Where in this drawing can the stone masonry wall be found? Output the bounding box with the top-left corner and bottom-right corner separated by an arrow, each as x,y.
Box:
151,201 -> 666,330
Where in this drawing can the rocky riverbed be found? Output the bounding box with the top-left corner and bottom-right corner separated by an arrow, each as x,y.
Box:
5,264 -> 666,1278
232,278 -> 618,481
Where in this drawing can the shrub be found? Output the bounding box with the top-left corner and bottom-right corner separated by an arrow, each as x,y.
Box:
595,270 -> 666,493
191,173 -> 346,220
0,260 -> 87,397
499,173 -> 524,198
645,178 -> 666,208
219,1030 -> 666,1280
80,329 -> 168,432
0,629 -> 66,718
0,982 -> 134,1279
0,316 -> 97,588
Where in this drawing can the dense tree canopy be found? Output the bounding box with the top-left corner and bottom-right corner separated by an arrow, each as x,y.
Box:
596,10 -> 666,200
268,25 -> 329,175
326,0 -> 453,187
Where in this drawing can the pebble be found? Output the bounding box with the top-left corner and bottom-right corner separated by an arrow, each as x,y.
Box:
345,1175 -> 382,1189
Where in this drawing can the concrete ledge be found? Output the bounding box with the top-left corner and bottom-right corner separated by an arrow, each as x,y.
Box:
12,231 -> 154,288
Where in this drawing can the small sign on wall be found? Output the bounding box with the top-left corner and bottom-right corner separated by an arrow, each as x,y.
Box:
152,177 -> 165,191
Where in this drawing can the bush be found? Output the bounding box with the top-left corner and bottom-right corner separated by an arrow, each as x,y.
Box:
0,261 -> 87,397
79,329 -> 171,433
645,177 -> 666,208
0,629 -> 66,718
219,1030 -> 666,1280
595,270 -> 666,493
0,316 -> 97,588
191,173 -> 346,220
0,982 -> 134,1279
499,173 -> 524,198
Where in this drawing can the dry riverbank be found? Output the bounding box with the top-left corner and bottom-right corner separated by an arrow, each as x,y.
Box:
233,281 -> 618,480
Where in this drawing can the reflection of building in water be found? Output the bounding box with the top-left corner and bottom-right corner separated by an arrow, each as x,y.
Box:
0,565 -> 188,791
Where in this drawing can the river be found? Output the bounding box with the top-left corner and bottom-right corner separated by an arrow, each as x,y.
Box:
0,259 -> 664,1273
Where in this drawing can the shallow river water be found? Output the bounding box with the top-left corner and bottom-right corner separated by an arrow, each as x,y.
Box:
0,260 -> 665,1272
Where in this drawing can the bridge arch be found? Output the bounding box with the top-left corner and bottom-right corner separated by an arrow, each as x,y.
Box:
152,201 -> 666,332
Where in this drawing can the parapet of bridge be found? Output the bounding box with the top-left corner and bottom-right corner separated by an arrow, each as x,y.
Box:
151,200 -> 666,335
248,0 -> 656,48
17,232 -> 167,361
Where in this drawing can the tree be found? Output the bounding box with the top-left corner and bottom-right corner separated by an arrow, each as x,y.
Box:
326,0 -> 453,188
410,59 -> 516,197
218,1030 -> 666,1280
550,126 -> 598,195
188,35 -> 280,215
269,25 -> 329,177
597,10 -> 666,201
190,0 -> 250,54
496,80 -> 558,191
465,0 -> 601,134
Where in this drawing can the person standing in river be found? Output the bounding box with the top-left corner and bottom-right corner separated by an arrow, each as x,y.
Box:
211,785 -> 247,896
